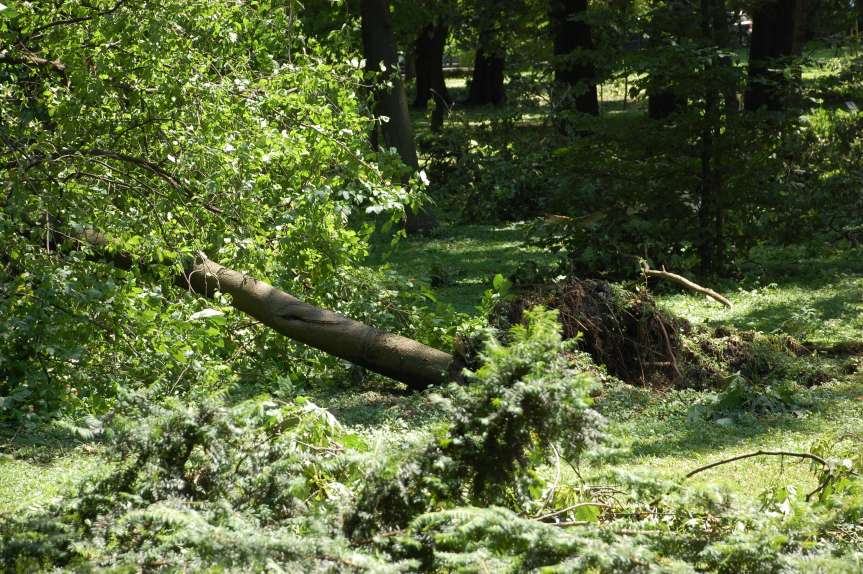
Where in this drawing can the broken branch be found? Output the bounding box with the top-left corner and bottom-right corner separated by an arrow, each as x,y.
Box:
642,263 -> 732,308
685,450 -> 828,479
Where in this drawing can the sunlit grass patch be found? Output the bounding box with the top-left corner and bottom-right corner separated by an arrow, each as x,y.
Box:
0,430 -> 109,515
370,223 -> 555,312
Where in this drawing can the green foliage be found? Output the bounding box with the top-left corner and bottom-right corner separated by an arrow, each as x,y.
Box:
0,0 -> 421,420
421,111 -> 555,222
0,395 -> 393,572
345,306 -> 603,539
4,1 -> 863,572
2,312 -> 862,572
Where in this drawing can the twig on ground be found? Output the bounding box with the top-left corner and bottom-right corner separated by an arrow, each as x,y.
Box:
686,450 -> 828,479
685,450 -> 831,501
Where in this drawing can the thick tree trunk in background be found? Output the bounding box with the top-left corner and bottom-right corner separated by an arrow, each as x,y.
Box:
360,0 -> 418,169
466,33 -> 505,106
648,91 -> 686,119
413,22 -> 451,109
549,0 -> 599,115
744,0 -> 806,111
360,0 -> 436,232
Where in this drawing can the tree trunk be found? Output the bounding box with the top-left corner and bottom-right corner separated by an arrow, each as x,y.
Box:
76,229 -> 456,389
413,22 -> 451,109
185,256 -> 455,389
549,0 -> 599,115
360,0 -> 436,233
646,1 -> 689,119
698,0 -> 731,273
744,0 -> 806,111
466,33 -> 505,106
648,91 -> 686,119
360,0 -> 418,170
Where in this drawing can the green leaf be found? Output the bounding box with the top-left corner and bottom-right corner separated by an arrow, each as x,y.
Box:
574,504 -> 601,523
492,273 -> 511,293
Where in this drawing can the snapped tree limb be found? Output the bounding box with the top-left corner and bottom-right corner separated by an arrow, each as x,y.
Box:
183,254 -> 457,390
641,263 -> 732,308
72,230 -> 458,390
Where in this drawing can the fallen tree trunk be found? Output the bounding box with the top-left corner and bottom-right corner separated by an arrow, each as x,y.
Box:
70,230 -> 457,390
184,255 -> 456,390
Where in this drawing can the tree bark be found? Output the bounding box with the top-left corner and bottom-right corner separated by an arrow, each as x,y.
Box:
360,0 -> 419,169
76,229 -> 456,389
549,0 -> 599,115
466,32 -> 505,106
413,22 -> 451,109
648,91 -> 686,119
744,0 -> 806,111
360,0 -> 436,232
185,256 -> 455,389
698,0 -> 732,273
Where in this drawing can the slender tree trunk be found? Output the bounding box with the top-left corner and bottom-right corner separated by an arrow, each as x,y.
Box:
404,50 -> 416,82
699,94 -> 721,274
549,0 -> 599,115
466,31 -> 505,106
698,0 -> 731,273
413,22 -> 451,109
744,0 -> 806,111
359,0 -> 436,232
711,0 -> 738,114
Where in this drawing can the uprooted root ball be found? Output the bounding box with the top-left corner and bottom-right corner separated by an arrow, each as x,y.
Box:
500,277 -> 832,389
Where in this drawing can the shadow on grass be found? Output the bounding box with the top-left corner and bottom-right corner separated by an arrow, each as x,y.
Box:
597,377 -> 863,464
695,275 -> 863,341
370,223 -> 556,311
0,423 -> 95,465
313,385 -> 447,429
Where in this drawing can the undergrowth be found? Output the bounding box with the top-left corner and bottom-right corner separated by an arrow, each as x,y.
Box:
2,309 -> 861,572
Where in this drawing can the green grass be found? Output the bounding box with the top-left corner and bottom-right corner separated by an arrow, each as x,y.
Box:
659,247 -> 863,344
4,218 -> 861,519
370,223 -> 554,312
0,429 -> 109,515
368,223 -> 863,500
589,376 -> 863,495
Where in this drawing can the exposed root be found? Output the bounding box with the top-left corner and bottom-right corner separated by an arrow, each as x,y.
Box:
501,277 -> 832,389
503,278 -> 690,386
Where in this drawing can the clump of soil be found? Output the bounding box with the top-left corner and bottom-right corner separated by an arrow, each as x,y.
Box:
500,277 -> 829,389
503,279 -> 688,385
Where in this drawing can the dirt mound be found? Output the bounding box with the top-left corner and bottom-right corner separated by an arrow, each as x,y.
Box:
502,278 -> 823,389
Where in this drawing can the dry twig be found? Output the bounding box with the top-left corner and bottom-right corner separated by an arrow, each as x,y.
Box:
642,262 -> 732,308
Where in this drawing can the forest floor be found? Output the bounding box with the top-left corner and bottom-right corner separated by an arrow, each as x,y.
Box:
4,222 -> 861,517
4,43 -> 862,519
370,223 -> 863,496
